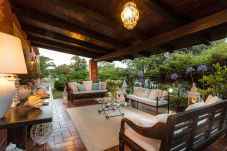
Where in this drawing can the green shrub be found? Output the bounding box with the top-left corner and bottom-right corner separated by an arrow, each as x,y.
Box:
54,79 -> 66,90
98,67 -> 126,81
66,70 -> 89,83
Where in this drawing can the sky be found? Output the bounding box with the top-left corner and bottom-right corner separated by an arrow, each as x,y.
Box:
39,48 -> 127,68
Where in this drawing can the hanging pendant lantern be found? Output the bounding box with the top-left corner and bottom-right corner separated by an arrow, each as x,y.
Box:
121,1 -> 139,30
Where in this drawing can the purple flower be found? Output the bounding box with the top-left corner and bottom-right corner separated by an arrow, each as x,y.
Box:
186,67 -> 195,73
171,73 -> 178,80
197,64 -> 208,72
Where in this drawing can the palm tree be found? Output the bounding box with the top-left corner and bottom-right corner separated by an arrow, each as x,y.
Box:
40,56 -> 56,78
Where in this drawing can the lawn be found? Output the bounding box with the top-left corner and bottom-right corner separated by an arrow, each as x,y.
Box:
52,89 -> 63,99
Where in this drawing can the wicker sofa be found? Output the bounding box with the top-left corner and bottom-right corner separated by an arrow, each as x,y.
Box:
119,97 -> 227,151
127,87 -> 169,113
66,81 -> 107,103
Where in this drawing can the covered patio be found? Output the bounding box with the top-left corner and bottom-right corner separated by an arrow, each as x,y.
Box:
0,0 -> 227,150
8,0 -> 227,81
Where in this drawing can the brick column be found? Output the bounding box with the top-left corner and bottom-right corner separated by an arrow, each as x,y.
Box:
89,59 -> 98,83
0,129 -> 7,150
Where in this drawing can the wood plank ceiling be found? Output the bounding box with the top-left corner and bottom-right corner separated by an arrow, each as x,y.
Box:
10,0 -> 227,61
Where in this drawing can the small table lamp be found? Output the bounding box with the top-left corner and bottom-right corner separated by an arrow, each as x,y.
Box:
0,32 -> 27,118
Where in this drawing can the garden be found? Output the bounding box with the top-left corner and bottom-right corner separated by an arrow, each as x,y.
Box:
39,40 -> 227,108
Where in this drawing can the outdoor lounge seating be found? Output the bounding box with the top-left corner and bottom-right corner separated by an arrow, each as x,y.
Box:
119,99 -> 227,151
66,81 -> 108,103
127,87 -> 169,113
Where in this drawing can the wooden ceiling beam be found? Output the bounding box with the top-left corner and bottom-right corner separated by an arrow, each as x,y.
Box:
22,24 -> 111,53
28,35 -> 104,56
145,0 -> 213,46
31,41 -> 96,58
11,6 -> 127,47
143,0 -> 189,24
54,0 -> 146,41
28,32 -> 106,55
94,9 -> 227,61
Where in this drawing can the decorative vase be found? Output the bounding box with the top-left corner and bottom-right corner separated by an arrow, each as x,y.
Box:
0,77 -> 16,118
18,85 -> 31,99
110,88 -> 117,103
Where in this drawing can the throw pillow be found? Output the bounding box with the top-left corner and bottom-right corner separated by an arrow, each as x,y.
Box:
205,96 -> 219,105
133,87 -> 137,95
100,82 -> 107,90
148,89 -> 157,100
68,82 -> 78,92
141,88 -> 150,98
156,90 -> 163,99
185,101 -> 205,111
205,95 -> 213,103
159,91 -> 168,101
78,84 -> 85,91
92,83 -> 100,90
133,87 -> 142,96
137,87 -> 144,97
83,81 -> 92,91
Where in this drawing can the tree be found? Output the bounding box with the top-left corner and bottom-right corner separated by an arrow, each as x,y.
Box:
53,64 -> 73,75
40,56 -> 55,78
123,54 -> 166,87
71,56 -> 87,71
98,61 -> 115,70
98,67 -> 126,81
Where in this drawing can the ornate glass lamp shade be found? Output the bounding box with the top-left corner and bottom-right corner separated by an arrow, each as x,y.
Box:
0,32 -> 27,118
121,1 -> 139,30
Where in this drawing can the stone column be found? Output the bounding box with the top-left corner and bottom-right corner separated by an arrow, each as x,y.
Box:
89,59 -> 98,83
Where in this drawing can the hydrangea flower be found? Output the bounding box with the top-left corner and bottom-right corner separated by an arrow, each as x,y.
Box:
171,73 -> 178,80
185,67 -> 195,73
197,64 -> 208,72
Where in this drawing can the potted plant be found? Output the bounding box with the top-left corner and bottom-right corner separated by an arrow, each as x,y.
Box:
171,83 -> 188,112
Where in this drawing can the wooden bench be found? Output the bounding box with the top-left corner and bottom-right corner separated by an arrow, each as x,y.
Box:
127,94 -> 170,114
66,84 -> 107,104
119,100 -> 227,151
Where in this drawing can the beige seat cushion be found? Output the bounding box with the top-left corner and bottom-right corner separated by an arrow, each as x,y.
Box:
83,81 -> 93,91
124,127 -> 161,151
127,95 -> 168,106
205,95 -> 219,105
148,89 -> 158,100
185,101 -> 205,111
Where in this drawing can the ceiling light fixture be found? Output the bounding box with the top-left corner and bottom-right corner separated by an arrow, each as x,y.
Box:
121,1 -> 139,30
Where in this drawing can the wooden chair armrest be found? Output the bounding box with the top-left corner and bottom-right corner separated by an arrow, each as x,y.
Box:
120,118 -> 166,140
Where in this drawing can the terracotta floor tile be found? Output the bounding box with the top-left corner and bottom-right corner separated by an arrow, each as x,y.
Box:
64,136 -> 75,142
62,130 -> 71,138
54,134 -> 64,144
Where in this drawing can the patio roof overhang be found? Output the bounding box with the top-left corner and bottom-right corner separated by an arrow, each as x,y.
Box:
10,0 -> 227,61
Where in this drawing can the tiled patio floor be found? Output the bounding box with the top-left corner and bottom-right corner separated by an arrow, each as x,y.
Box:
26,99 -> 227,151
26,99 -> 87,151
